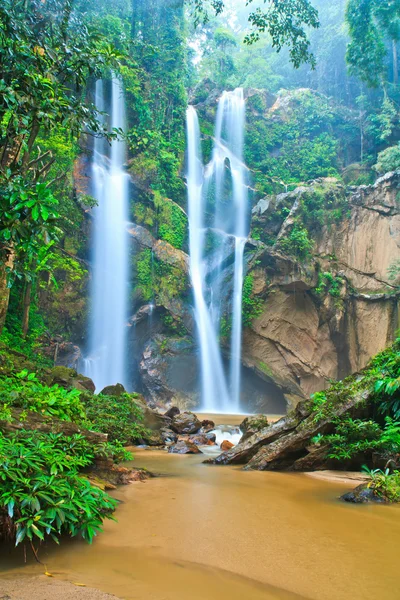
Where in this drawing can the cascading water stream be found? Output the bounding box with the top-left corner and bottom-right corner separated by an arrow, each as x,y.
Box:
186,89 -> 249,413
84,76 -> 129,391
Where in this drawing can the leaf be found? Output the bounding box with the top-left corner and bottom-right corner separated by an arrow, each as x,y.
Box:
40,205 -> 49,221
31,204 -> 39,221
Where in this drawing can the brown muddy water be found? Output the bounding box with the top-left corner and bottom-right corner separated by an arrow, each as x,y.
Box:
1,416 -> 400,600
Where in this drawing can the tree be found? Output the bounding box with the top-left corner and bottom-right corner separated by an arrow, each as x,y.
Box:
346,0 -> 400,87
188,0 -> 320,68
0,0 -> 119,333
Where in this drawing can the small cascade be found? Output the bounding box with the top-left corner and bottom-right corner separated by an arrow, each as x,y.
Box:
186,89 -> 249,414
84,76 -> 130,391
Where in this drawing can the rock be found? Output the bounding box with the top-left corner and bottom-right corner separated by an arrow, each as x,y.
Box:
139,335 -> 200,409
91,465 -> 154,486
133,395 -> 172,431
171,411 -> 201,434
200,419 -> 215,433
146,431 -> 164,446
207,387 -> 371,470
220,440 -> 234,451
100,383 -> 126,396
168,440 -> 202,454
205,432 -> 217,443
160,427 -> 178,444
240,415 -> 269,442
165,406 -> 180,419
45,366 -> 95,393
341,483 -> 387,504
188,434 -> 216,446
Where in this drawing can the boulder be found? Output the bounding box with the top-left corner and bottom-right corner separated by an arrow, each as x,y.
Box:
160,427 -> 178,444
240,415 -> 269,442
168,440 -> 202,454
200,419 -> 215,433
188,434 -> 216,446
171,411 -> 201,434
44,366 -> 95,393
100,383 -> 126,396
207,389 -> 371,470
341,483 -> 387,504
205,432 -> 217,443
165,406 -> 180,419
221,440 -> 234,451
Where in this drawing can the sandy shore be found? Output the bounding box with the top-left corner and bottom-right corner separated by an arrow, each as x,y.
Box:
0,574 -> 121,600
305,470 -> 369,485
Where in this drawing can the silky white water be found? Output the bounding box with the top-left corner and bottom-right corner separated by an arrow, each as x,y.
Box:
186,89 -> 249,413
84,77 -> 129,391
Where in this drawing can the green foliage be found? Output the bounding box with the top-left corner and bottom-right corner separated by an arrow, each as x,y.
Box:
155,196 -> 188,250
315,272 -> 344,298
0,431 -> 117,546
0,0 -> 119,296
374,144 -> 400,174
346,0 -> 400,87
278,224 -> 313,260
362,467 -> 400,502
83,393 -> 150,444
135,248 -> 153,303
242,273 -> 263,328
190,0 -> 320,68
0,371 -> 85,422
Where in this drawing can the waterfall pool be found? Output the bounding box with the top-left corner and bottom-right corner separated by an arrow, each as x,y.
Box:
1,416 -> 399,600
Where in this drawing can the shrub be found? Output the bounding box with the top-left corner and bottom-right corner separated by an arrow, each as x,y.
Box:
374,143 -> 400,174
0,370 -> 85,422
279,224 -> 314,260
0,431 -> 117,548
83,393 -> 150,444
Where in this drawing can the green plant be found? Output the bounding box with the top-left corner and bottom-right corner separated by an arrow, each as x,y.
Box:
83,393 -> 150,444
0,431 -> 117,549
315,272 -> 344,298
0,374 -> 85,422
361,466 -> 400,502
278,224 -> 314,260
242,273 -> 263,327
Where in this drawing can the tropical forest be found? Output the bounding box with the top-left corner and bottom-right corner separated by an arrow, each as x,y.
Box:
0,0 -> 400,598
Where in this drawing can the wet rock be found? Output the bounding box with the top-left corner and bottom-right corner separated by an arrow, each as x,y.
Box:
341,484 -> 387,504
188,434 -> 216,446
171,411 -> 201,434
146,431 -> 164,446
100,383 -> 126,396
207,388 -> 371,470
168,440 -> 202,454
221,440 -> 234,451
139,335 -> 200,409
205,432 -> 217,443
240,415 -> 269,442
200,419 -> 215,433
165,406 -> 180,419
91,464 -> 154,486
160,427 -> 178,444
44,366 -> 95,393
133,395 -> 172,431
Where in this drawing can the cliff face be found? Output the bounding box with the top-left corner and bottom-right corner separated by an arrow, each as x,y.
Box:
242,172 -> 400,409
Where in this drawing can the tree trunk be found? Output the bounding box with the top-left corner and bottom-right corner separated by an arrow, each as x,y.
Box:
0,247 -> 14,335
21,280 -> 32,338
393,40 -> 399,86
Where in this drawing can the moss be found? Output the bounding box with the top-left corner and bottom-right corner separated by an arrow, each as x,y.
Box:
242,273 -> 264,328
259,361 -> 274,377
155,195 -> 188,250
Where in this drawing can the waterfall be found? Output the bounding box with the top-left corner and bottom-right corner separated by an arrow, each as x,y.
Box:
84,76 -> 129,391
186,89 -> 249,414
